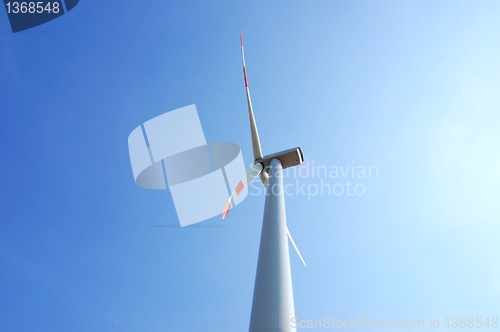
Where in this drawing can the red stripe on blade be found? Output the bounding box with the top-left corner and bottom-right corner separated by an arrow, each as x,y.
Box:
222,202 -> 231,219
235,181 -> 245,195
243,67 -> 248,87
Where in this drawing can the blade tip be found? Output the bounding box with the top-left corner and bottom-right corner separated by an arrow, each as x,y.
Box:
222,202 -> 231,219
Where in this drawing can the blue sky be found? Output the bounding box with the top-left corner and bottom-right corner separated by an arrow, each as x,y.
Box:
1,1 -> 499,331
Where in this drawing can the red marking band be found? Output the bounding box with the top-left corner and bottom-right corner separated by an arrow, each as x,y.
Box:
243,67 -> 248,87
235,181 -> 245,195
222,202 -> 231,219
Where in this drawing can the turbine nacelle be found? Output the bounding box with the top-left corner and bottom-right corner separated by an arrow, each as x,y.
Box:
256,147 -> 304,172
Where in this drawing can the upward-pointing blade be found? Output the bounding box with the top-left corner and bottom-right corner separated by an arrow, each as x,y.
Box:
240,30 -> 263,162
222,162 -> 263,219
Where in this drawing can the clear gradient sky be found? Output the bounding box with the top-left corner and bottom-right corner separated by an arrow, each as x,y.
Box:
1,1 -> 499,331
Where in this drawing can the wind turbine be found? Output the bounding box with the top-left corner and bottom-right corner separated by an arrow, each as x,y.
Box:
222,31 -> 306,332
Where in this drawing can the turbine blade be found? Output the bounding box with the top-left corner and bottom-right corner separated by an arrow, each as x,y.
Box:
287,227 -> 307,267
240,30 -> 263,161
259,171 -> 268,187
222,162 -> 263,219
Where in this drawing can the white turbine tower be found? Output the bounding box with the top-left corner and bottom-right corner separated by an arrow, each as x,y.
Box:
222,31 -> 306,332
